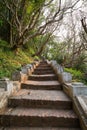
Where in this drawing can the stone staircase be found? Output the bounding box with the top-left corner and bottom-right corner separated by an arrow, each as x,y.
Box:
0,61 -> 81,130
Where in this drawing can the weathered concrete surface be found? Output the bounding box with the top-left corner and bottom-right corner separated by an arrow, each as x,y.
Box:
0,61 -> 40,113
76,96 -> 87,118
0,78 -> 13,94
71,82 -> 87,96
1,127 -> 81,130
63,82 -> 87,99
73,96 -> 87,130
12,61 -> 40,82
28,74 -> 58,81
0,108 -> 79,127
21,80 -> 61,90
61,72 -> 72,83
9,89 -> 72,109
50,60 -> 63,74
12,71 -> 28,82
48,60 -> 72,83
0,90 -> 8,112
48,60 -> 87,130
62,82 -> 87,130
0,81 -> 21,113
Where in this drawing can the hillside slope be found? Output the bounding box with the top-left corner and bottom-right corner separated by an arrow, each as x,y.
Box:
0,40 -> 34,79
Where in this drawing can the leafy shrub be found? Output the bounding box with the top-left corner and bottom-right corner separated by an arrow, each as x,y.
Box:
64,67 -> 87,84
64,68 -> 83,80
0,40 -> 10,50
73,54 -> 87,72
34,56 -> 40,61
56,56 -> 64,65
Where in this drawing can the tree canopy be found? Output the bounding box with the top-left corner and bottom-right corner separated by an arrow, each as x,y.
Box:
0,0 -> 87,60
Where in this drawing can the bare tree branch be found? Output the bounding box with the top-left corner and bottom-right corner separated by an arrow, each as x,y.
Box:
81,17 -> 87,34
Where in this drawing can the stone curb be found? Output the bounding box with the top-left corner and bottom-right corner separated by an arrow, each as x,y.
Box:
73,96 -> 87,130
75,96 -> 87,118
0,81 -> 21,112
47,60 -> 72,83
63,82 -> 87,99
12,60 -> 40,82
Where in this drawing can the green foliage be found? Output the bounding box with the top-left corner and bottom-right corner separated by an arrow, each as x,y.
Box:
26,0 -> 44,14
0,20 -> 3,26
55,56 -> 64,64
0,0 -> 10,41
73,54 -> 87,72
0,40 -> 34,79
0,40 -> 9,48
64,67 -> 87,84
34,56 -> 40,61
83,73 -> 87,84
64,68 -> 83,80
44,41 -> 65,64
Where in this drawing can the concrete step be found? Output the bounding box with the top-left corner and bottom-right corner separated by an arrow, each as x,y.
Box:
36,66 -> 52,69
39,62 -> 47,64
21,81 -> 62,90
38,64 -> 48,66
1,127 -> 81,130
35,68 -> 52,71
8,90 -> 72,109
36,66 -> 51,69
39,61 -> 47,64
0,108 -> 79,127
28,74 -> 58,81
32,70 -> 54,75
38,65 -> 51,67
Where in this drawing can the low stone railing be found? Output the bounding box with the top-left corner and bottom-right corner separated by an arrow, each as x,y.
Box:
47,60 -> 72,83
47,60 -> 87,130
0,60 -> 40,112
12,60 -> 40,82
